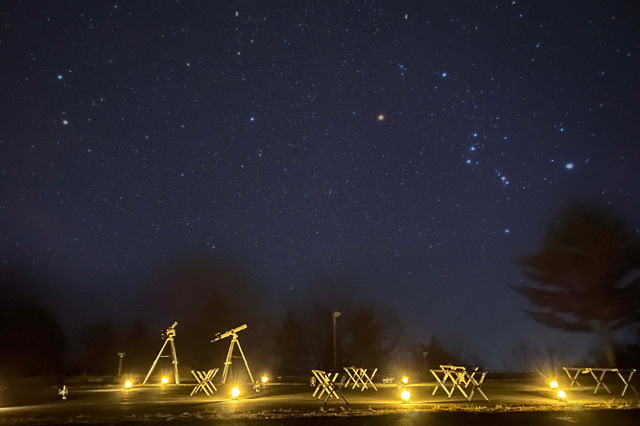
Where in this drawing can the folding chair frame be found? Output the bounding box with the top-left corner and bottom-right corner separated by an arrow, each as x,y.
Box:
190,369 -> 219,396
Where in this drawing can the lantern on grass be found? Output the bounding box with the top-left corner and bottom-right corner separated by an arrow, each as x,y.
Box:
231,387 -> 240,399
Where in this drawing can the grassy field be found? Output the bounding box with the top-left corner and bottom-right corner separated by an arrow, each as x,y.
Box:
0,377 -> 638,424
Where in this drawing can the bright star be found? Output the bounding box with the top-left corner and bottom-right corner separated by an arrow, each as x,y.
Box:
565,163 -> 574,170
472,133 -> 478,137
57,74 -> 63,80
62,120 -> 69,125
377,114 -> 385,121
250,116 -> 255,122
504,229 -> 510,234
441,72 -> 447,77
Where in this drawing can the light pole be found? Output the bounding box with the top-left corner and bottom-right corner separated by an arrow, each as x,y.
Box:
333,311 -> 341,370
117,352 -> 125,377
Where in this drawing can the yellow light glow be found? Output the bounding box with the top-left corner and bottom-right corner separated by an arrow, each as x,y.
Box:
378,114 -> 385,121
558,390 -> 567,399
231,387 -> 240,398
550,380 -> 558,389
262,376 -> 268,383
402,377 -> 409,384
124,381 -> 132,389
401,390 -> 411,402
161,377 -> 169,384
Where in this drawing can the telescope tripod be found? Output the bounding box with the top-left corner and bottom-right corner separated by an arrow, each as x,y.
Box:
221,332 -> 254,384
212,324 -> 255,385
143,322 -> 179,385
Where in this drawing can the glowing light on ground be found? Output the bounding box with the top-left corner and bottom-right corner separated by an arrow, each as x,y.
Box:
550,380 -> 558,389
231,387 -> 240,398
161,377 -> 168,384
124,381 -> 132,389
401,390 -> 411,402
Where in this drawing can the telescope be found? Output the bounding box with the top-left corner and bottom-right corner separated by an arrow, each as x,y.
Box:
211,324 -> 247,342
164,322 -> 178,338
144,321 -> 180,385
210,324 -> 254,385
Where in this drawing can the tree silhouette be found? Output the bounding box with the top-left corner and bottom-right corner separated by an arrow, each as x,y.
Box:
513,204 -> 640,366
79,320 -> 117,375
0,265 -> 66,376
273,310 -> 307,374
122,318 -> 153,374
347,304 -> 402,369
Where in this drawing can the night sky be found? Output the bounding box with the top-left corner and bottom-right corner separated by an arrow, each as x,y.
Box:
1,1 -> 639,368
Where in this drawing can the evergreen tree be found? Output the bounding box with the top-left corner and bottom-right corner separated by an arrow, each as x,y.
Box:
513,204 -> 640,366
273,310 -> 307,374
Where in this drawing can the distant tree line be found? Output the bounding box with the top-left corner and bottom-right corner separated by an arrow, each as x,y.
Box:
3,201 -> 640,377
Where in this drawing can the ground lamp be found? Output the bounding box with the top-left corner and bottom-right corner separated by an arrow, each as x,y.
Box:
231,387 -> 240,399
401,389 -> 411,402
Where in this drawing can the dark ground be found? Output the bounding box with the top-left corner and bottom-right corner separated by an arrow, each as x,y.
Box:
1,378 -> 639,424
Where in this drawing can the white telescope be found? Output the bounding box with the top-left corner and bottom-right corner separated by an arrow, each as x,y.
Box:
211,324 -> 254,385
211,324 -> 247,342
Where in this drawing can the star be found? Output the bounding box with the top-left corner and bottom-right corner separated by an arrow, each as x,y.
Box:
57,74 -> 63,80
377,114 -> 385,121
62,120 -> 69,125
441,72 -> 448,77
565,163 -> 574,170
